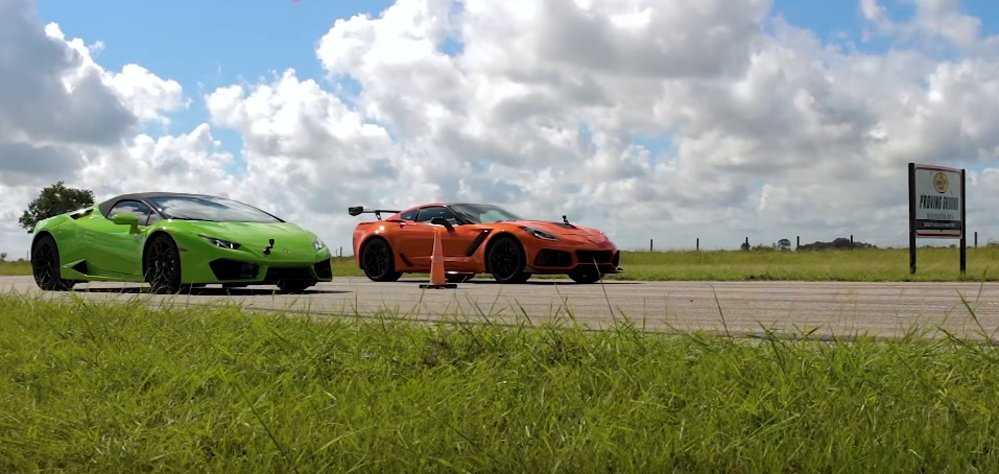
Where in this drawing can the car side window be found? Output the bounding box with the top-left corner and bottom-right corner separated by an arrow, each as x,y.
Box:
400,209 -> 418,221
415,206 -> 457,223
108,200 -> 153,226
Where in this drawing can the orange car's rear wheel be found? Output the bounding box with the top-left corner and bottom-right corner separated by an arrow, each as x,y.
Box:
487,236 -> 530,284
361,238 -> 402,282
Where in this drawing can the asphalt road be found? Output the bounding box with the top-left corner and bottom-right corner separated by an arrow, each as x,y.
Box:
3,276 -> 998,339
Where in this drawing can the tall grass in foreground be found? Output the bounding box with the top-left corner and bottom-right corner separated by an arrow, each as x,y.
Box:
3,296 -> 999,472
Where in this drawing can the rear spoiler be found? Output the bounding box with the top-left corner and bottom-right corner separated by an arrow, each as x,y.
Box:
348,206 -> 400,220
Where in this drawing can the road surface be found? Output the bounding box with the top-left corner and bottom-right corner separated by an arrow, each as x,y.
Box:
2,276 -> 998,339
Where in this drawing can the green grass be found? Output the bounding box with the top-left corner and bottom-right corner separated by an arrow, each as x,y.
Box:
3,295 -> 999,472
609,246 -> 999,282
0,260 -> 30,276
5,247 -> 999,281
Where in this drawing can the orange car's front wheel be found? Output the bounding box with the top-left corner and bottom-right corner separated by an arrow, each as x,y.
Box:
361,238 -> 402,282
486,236 -> 530,284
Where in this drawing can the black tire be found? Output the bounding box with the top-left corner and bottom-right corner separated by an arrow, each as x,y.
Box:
487,236 -> 529,284
568,268 -> 601,284
446,273 -> 475,284
144,234 -> 182,294
361,238 -> 402,282
277,280 -> 316,294
31,235 -> 74,291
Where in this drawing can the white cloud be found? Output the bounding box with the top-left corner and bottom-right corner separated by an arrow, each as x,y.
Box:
44,23 -> 188,126
6,0 -> 999,259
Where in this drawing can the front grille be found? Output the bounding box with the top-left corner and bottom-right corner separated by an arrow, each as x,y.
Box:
575,250 -> 614,265
209,259 -> 260,280
264,266 -> 314,283
313,259 -> 332,279
534,249 -> 572,267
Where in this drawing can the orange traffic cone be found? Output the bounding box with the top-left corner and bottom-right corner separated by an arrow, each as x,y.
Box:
420,225 -> 457,289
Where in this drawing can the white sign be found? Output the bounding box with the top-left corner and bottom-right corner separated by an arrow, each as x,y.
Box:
913,164 -> 962,238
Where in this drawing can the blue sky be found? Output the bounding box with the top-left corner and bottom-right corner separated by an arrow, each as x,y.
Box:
35,0 -> 999,166
36,0 -> 391,139
4,0 -> 999,255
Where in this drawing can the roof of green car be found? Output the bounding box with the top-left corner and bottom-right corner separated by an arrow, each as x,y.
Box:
96,192 -> 283,223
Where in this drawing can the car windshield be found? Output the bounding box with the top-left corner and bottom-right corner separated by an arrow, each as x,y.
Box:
450,203 -> 521,224
148,195 -> 283,223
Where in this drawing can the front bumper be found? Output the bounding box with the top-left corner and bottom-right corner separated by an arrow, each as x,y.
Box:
525,243 -> 622,275
174,232 -> 333,284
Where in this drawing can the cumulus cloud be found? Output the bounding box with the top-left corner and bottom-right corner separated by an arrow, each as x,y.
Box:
0,0 -> 134,146
0,0 -> 194,255
6,0 -> 999,258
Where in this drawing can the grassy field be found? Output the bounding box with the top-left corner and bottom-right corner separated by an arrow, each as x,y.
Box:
612,246 -> 999,281
0,260 -> 30,276
3,295 -> 999,472
4,246 -> 997,281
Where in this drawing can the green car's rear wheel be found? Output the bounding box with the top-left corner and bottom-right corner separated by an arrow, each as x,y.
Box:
31,235 -> 74,291
144,234 -> 182,294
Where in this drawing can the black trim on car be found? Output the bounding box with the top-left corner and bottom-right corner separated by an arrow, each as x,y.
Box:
533,249 -> 572,267
209,259 -> 260,280
464,230 -> 491,256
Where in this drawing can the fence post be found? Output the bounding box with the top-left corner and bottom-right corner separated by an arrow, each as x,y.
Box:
649,239 -> 653,252
850,234 -> 854,244
696,238 -> 700,251
975,231 -> 978,248
796,235 -> 800,250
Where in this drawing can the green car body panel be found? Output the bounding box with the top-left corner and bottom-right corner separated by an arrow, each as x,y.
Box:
31,193 -> 332,291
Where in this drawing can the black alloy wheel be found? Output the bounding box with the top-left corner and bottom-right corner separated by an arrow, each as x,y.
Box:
31,235 -> 74,291
487,236 -> 529,284
446,273 -> 475,284
144,234 -> 182,294
568,268 -> 601,284
362,238 -> 402,282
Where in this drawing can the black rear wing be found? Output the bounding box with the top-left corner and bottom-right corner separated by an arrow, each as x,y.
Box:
348,206 -> 400,220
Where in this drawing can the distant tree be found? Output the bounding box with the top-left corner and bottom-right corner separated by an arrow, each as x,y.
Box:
777,239 -> 791,251
0,252 -> 6,262
798,237 -> 876,251
18,181 -> 95,232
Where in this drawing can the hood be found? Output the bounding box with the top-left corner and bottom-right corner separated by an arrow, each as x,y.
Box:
514,220 -> 607,239
184,221 -> 316,248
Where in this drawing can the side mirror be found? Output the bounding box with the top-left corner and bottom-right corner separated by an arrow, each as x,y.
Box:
111,213 -> 139,225
111,213 -> 140,232
430,217 -> 454,232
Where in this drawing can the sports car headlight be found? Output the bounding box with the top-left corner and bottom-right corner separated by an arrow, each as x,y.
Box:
521,226 -> 558,241
199,235 -> 241,250
313,238 -> 326,251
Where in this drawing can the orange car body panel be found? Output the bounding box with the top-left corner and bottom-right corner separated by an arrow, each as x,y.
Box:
351,203 -> 621,276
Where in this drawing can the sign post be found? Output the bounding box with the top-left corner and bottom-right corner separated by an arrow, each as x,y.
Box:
908,163 -> 966,274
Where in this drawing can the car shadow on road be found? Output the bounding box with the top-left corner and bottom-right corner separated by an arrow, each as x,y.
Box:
397,279 -> 642,286
73,287 -> 350,296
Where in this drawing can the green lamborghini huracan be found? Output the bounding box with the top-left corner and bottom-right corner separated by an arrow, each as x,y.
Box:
30,192 -> 332,293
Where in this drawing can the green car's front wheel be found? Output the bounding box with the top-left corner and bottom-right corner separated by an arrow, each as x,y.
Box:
31,235 -> 74,291
144,234 -> 182,294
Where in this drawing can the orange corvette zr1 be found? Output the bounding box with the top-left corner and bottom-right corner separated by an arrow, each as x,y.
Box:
349,202 -> 622,284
